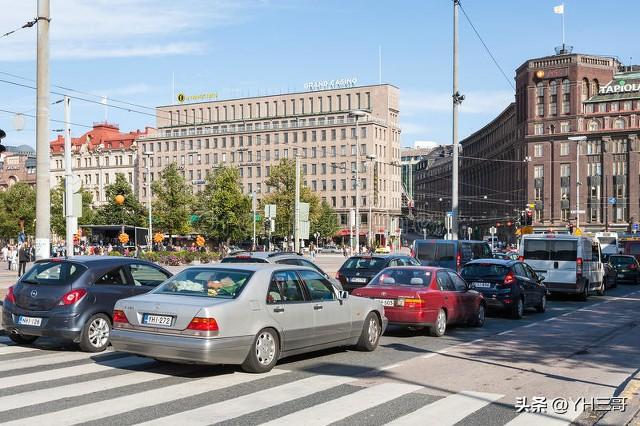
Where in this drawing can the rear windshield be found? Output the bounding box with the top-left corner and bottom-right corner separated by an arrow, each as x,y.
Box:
220,257 -> 268,264
524,239 -> 577,261
415,242 -> 455,262
370,268 -> 432,286
461,264 -> 509,279
342,257 -> 386,270
610,256 -> 635,265
154,268 -> 253,299
21,261 -> 86,285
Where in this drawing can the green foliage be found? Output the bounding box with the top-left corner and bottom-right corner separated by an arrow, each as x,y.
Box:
261,159 -> 321,238
195,166 -> 251,242
0,183 -> 36,238
311,201 -> 340,240
93,173 -> 146,227
50,182 -> 95,237
151,163 -> 194,241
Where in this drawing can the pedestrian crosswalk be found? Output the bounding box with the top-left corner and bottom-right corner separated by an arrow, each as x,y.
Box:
0,338 -> 585,426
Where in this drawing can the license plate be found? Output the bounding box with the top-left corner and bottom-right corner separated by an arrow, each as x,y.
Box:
375,298 -> 395,307
472,282 -> 491,288
618,274 -> 625,278
143,314 -> 173,326
351,277 -> 367,283
17,316 -> 42,326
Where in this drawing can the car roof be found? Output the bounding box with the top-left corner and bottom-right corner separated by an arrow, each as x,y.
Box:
226,251 -> 302,260
465,259 -> 516,266
184,263 -> 317,272
382,266 -> 445,272
37,256 -> 143,265
610,254 -> 635,258
348,254 -> 407,259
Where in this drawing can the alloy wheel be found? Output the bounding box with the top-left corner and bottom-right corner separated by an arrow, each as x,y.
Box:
88,317 -> 110,348
255,331 -> 276,366
367,316 -> 379,345
437,310 -> 446,335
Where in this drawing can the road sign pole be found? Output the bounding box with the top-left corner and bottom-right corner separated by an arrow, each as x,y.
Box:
252,192 -> 256,250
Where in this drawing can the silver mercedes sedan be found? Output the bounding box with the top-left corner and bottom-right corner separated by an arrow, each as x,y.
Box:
110,264 -> 387,373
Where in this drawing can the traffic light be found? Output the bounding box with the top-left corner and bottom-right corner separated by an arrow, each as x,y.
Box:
0,128 -> 6,153
264,218 -> 270,231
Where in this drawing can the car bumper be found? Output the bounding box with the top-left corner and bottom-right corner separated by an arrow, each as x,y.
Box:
544,282 -> 582,294
615,272 -> 639,283
2,304 -> 83,341
383,308 -> 439,326
110,329 -> 254,365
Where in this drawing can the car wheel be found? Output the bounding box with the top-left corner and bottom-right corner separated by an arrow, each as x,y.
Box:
8,333 -> 39,345
472,304 -> 486,327
241,328 -> 280,373
79,313 -> 111,352
596,282 -> 606,296
429,309 -> 447,337
578,282 -> 589,301
511,298 -> 524,319
355,312 -> 381,351
535,294 -> 547,313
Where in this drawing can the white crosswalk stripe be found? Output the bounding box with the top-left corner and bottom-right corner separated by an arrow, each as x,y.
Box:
505,406 -> 582,426
0,349 -> 100,372
262,382 -> 422,426
388,391 -> 504,425
136,374 -> 356,426
0,344 -> 39,356
3,369 -> 287,426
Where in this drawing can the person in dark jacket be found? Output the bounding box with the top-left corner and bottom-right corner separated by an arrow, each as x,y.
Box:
18,243 -> 30,277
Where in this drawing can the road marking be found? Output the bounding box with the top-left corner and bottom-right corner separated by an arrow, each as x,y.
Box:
137,374 -> 354,426
262,382 -> 422,426
0,344 -> 39,356
0,369 -> 167,412
505,406 -> 582,426
0,355 -> 151,390
4,369 -> 287,426
0,350 -> 100,372
388,390 -> 504,426
497,330 -> 513,335
523,323 -> 538,328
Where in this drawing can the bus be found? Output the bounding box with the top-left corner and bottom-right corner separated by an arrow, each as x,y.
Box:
594,232 -> 619,259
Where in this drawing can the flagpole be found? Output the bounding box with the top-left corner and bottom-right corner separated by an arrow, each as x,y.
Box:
561,3 -> 565,46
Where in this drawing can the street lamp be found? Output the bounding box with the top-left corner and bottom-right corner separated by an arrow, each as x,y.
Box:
349,110 -> 366,252
568,136 -> 587,230
143,151 -> 153,251
366,153 -> 377,248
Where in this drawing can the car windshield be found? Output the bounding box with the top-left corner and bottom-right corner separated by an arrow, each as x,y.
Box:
370,268 -> 432,286
21,261 -> 86,285
461,264 -> 509,279
611,256 -> 635,265
220,257 -> 268,263
153,268 -> 253,298
343,257 -> 386,270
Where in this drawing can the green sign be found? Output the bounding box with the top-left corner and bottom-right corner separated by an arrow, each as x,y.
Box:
254,214 -> 262,221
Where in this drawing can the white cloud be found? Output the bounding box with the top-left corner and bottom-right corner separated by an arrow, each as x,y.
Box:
0,0 -> 268,61
401,89 -> 514,116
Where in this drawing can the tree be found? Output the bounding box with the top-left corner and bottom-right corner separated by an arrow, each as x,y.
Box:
312,201 -> 339,242
152,163 -> 194,243
93,173 -> 146,227
50,182 -> 95,237
261,159 -> 321,238
195,166 -> 251,243
0,183 -> 36,238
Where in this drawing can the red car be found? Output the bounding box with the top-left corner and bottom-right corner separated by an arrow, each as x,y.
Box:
352,266 -> 486,337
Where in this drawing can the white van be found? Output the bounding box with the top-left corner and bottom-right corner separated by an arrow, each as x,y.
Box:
519,234 -> 605,300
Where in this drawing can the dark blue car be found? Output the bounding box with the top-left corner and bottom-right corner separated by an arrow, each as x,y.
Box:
412,239 -> 493,272
2,256 -> 172,352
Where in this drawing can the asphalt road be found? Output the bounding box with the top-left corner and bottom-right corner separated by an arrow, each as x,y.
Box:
1,279 -> 638,425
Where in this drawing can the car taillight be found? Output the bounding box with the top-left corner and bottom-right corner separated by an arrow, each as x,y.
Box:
112,309 -> 129,324
456,253 -> 461,271
187,317 -> 219,331
576,257 -> 583,276
630,263 -> 637,269
58,289 -> 87,306
335,271 -> 343,280
399,297 -> 426,309
410,249 -> 415,257
5,286 -> 15,304
502,272 -> 515,286
518,256 -> 524,261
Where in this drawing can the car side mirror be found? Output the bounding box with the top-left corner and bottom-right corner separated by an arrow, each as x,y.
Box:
338,290 -> 349,300
538,275 -> 546,282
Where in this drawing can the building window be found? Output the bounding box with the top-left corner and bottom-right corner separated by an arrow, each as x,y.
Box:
536,82 -> 545,116
549,80 -> 558,115
534,165 -> 544,179
534,123 -> 544,135
623,100 -> 632,111
560,122 -> 570,133
560,142 -> 569,156
534,144 -> 543,157
588,120 -> 599,131
610,102 -> 619,112
562,79 -> 570,114
614,118 -> 625,129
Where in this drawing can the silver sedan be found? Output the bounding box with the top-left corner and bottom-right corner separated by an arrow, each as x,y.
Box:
110,264 -> 387,373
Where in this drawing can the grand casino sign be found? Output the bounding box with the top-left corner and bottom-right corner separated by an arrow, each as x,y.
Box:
599,79 -> 640,95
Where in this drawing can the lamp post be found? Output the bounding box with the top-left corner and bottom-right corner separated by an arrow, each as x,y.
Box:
143,151 -> 153,251
349,110 -> 366,252
569,136 -> 587,230
366,153 -> 377,248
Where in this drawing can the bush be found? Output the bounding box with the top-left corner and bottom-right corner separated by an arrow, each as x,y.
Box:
109,251 -> 122,256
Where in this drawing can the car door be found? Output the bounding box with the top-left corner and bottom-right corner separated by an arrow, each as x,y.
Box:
436,271 -> 459,323
512,263 -> 535,306
523,263 -> 545,304
90,266 -> 134,311
297,269 -> 351,344
447,271 -> 472,321
128,263 -> 172,296
264,270 -> 316,352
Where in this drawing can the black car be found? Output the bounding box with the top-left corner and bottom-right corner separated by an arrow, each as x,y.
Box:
460,259 -> 547,319
337,254 -> 420,292
603,262 -> 618,289
2,256 -> 172,352
608,255 -> 640,284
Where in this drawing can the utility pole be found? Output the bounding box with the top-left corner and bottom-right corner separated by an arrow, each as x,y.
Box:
144,152 -> 153,251
252,192 -> 257,250
63,97 -> 74,257
35,0 -> 51,260
451,0 -> 464,240
294,155 -> 301,253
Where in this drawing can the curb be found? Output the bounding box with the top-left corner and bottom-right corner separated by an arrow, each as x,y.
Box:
598,369 -> 640,425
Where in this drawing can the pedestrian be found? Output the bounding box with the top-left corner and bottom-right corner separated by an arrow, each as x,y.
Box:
342,244 -> 347,257
1,244 -> 7,264
309,242 -> 316,259
7,245 -> 15,270
18,243 -> 29,277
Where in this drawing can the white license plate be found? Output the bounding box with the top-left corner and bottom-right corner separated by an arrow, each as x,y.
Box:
375,298 -> 395,307
18,316 -> 42,326
618,274 -> 625,278
143,314 -> 173,326
472,282 -> 492,288
351,277 -> 367,283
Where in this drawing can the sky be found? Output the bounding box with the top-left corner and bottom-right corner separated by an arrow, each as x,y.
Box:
0,0 -> 638,149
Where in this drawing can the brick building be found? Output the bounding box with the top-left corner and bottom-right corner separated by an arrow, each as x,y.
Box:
0,147 -> 36,191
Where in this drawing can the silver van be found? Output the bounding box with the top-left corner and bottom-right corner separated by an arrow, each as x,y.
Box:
519,234 -> 605,300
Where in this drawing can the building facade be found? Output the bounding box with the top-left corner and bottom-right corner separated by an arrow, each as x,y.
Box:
137,84 -> 403,239
50,123 -> 153,206
0,147 -> 36,191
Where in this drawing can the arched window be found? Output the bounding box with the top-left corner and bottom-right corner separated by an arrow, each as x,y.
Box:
549,81 -> 558,115
536,82 -> 545,116
614,118 -> 625,129
562,79 -> 571,113
581,78 -> 589,101
591,79 -> 600,96
588,120 -> 600,131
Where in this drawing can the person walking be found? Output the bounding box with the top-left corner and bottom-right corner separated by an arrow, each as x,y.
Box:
7,245 -> 15,270
309,242 -> 316,259
2,245 -> 8,265
18,243 -> 30,277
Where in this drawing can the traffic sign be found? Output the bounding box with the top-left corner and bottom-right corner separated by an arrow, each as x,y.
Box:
254,213 -> 262,221
608,197 -> 617,205
446,211 -> 453,217
265,204 -> 277,218
489,226 -> 497,235
633,223 -> 639,231
570,210 -> 586,214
